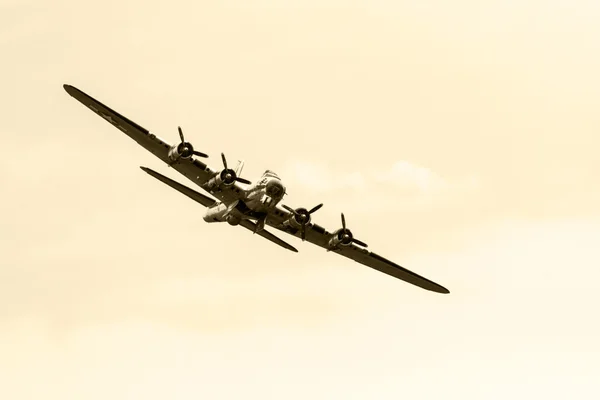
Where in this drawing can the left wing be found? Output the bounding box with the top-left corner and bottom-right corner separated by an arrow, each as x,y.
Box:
63,84 -> 244,205
334,245 -> 450,293
271,218 -> 450,294
140,167 -> 298,253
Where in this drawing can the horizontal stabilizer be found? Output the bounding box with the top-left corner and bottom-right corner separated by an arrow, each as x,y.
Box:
140,166 -> 217,207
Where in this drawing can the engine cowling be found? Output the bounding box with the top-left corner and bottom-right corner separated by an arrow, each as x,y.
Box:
167,142 -> 195,162
204,169 -> 240,191
204,174 -> 225,191
328,228 -> 354,248
283,207 -> 312,230
280,203 -> 323,241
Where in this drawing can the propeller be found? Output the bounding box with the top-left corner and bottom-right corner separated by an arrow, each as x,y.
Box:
282,203 -> 323,240
219,152 -> 251,185
337,213 -> 368,247
176,126 -> 208,158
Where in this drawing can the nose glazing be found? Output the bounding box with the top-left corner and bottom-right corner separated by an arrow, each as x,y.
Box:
266,180 -> 285,198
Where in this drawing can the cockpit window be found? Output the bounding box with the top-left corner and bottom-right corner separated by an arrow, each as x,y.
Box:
263,170 -> 279,178
266,181 -> 284,197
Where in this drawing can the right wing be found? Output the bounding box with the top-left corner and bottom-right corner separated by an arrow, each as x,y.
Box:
63,84 -> 244,205
269,218 -> 449,293
140,167 -> 297,253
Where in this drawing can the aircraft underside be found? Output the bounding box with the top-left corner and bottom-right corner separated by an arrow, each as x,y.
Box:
203,200 -> 265,226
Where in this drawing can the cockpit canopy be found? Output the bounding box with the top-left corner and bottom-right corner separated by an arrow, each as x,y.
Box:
262,170 -> 280,179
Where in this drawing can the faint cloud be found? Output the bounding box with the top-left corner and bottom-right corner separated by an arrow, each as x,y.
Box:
375,160 -> 448,193
281,159 -> 478,195
281,161 -> 368,193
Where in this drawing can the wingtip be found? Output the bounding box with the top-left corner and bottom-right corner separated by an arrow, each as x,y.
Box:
63,84 -> 76,95
435,286 -> 450,294
283,243 -> 299,252
139,166 -> 155,175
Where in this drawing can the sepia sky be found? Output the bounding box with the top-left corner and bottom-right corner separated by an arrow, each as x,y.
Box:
1,0 -> 599,398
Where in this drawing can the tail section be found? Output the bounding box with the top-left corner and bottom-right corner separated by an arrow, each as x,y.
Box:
235,160 -> 245,176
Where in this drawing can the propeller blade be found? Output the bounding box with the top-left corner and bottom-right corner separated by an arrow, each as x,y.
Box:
282,205 -> 296,215
352,238 -> 368,248
235,177 -> 252,185
341,213 -> 346,230
192,150 -> 209,158
178,126 -> 185,142
221,153 -> 228,169
308,203 -> 323,214
301,224 -> 307,241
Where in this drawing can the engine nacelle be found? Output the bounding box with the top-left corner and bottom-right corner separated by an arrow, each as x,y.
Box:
167,142 -> 193,162
328,228 -> 353,249
282,207 -> 312,230
283,212 -> 307,230
283,215 -> 303,230
204,175 -> 225,191
204,169 -> 239,191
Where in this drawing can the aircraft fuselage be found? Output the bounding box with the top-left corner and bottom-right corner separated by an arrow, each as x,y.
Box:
203,170 -> 286,227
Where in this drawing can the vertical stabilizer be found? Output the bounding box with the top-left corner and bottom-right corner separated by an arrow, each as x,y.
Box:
235,160 -> 245,176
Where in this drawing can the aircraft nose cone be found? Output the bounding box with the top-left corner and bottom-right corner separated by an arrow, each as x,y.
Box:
266,180 -> 285,198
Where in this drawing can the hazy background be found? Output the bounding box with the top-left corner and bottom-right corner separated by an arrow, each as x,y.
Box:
2,0 -> 599,398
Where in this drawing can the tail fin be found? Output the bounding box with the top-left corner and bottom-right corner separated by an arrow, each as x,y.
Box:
235,160 -> 245,176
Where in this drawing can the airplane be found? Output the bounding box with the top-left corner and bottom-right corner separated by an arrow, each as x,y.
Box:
63,84 -> 450,294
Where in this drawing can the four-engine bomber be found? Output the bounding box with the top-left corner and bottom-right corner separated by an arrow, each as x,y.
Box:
63,83 -> 450,294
